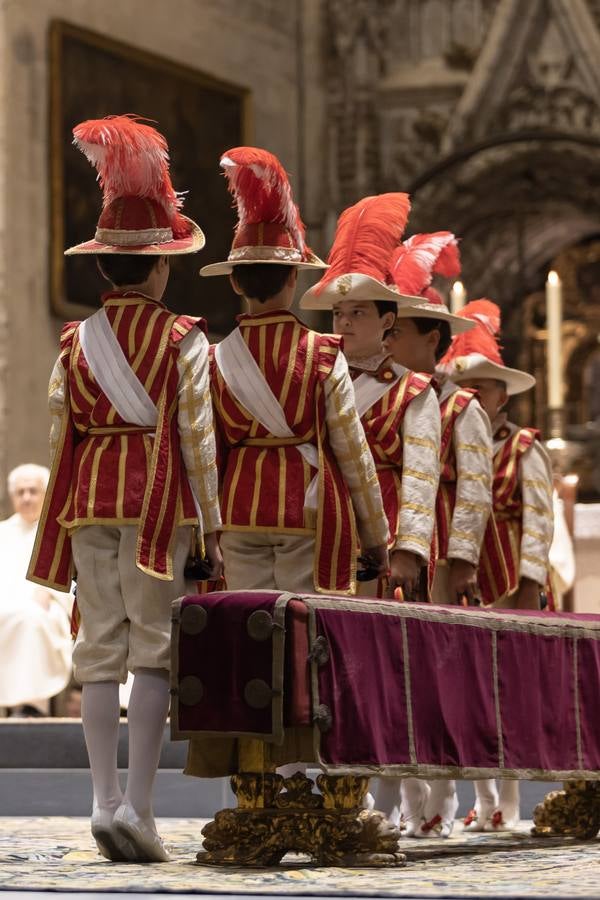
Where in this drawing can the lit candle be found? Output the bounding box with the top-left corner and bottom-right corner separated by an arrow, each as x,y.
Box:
450,281 -> 466,313
546,270 -> 563,410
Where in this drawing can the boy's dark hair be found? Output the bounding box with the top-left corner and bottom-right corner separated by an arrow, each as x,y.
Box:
232,264 -> 292,302
97,255 -> 161,287
413,317 -> 452,361
374,300 -> 398,339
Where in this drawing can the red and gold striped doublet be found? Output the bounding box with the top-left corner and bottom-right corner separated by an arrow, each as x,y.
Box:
354,367 -> 433,548
431,388 -> 477,565
210,310 -> 357,593
29,292 -> 202,590
479,427 -> 538,605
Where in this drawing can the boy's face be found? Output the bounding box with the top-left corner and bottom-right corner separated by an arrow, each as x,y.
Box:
384,317 -> 437,374
332,300 -> 394,357
460,377 -> 508,420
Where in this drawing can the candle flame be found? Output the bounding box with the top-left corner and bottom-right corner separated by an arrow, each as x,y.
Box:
547,270 -> 560,286
452,280 -> 464,292
564,473 -> 579,485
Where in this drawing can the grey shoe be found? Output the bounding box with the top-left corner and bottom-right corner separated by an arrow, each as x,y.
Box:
91,807 -> 132,862
112,803 -> 170,863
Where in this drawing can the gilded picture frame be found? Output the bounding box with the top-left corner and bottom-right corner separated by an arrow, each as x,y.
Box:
49,20 -> 252,334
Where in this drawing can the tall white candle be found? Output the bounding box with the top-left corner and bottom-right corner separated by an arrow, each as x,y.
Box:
450,280 -> 466,313
546,270 -> 563,409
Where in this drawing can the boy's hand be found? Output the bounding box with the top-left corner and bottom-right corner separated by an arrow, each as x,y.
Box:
514,576 -> 541,610
360,543 -> 389,578
204,532 -> 224,581
388,549 -> 420,600
448,558 -> 479,605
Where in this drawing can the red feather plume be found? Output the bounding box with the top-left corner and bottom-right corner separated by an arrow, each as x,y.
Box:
422,286 -> 444,306
440,298 -> 504,367
388,232 -> 460,296
316,193 -> 411,292
220,147 -> 307,255
72,114 -> 189,237
458,299 -> 501,336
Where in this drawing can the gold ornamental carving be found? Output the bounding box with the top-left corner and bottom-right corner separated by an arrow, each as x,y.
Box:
197,771 -> 405,868
532,781 -> 600,840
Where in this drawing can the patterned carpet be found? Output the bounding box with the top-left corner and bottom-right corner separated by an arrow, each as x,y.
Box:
0,817 -> 599,896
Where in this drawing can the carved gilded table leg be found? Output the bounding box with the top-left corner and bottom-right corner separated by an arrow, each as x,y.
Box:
532,780 -> 600,840
196,741 -> 405,867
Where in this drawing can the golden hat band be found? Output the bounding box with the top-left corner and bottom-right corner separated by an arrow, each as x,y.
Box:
95,226 -> 173,247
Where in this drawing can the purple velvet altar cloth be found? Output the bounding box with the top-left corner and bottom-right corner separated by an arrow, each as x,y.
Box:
171,591 -> 600,779
171,591 -> 289,741
311,600 -> 600,779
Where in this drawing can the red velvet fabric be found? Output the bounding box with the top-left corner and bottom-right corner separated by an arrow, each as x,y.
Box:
497,630 -> 577,771
175,592 -> 282,736
284,599 -> 311,726
174,592 -> 600,778
406,619 -> 498,769
577,638 -> 600,770
315,609 -> 412,766
313,604 -> 600,774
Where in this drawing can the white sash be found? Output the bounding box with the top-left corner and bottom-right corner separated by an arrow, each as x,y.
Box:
352,364 -> 404,418
78,309 -> 204,529
214,328 -> 319,508
79,309 -> 158,427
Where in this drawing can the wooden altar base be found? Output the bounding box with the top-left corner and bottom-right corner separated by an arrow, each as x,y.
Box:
197,771 -> 405,867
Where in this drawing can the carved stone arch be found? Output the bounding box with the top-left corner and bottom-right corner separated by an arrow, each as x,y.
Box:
403,133 -> 600,369
444,0 -> 600,151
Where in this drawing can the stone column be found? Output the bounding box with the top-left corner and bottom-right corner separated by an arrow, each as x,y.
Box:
0,7 -> 10,513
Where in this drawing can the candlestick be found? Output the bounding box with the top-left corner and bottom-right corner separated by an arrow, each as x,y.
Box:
546,270 -> 563,413
450,280 -> 466,313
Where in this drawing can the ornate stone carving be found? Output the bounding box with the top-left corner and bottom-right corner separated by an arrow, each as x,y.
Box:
324,0 -> 394,205
532,781 -> 600,840
197,771 -> 405,867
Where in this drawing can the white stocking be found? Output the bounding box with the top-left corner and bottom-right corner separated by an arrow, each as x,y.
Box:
473,778 -> 498,819
370,777 -> 402,827
124,668 -> 170,823
400,778 -> 430,834
81,681 -> 122,813
424,779 -> 458,832
498,779 -> 520,824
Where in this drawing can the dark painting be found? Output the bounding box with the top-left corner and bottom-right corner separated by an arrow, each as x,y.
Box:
49,20 -> 250,336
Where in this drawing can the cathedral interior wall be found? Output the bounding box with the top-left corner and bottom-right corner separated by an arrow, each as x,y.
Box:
0,0 -> 302,511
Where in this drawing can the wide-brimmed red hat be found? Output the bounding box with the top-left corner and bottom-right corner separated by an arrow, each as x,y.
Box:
65,115 -> 204,256
300,193 -> 415,309
439,300 -> 535,395
389,232 -> 473,335
200,147 -> 325,276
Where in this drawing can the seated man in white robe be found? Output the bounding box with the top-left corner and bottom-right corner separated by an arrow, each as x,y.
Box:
0,464 -> 72,716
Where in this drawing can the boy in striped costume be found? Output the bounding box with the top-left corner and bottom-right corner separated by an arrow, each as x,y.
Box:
440,299 -> 554,832
300,195 -> 442,601
28,117 -> 222,862
378,234 -> 492,838
200,149 -> 390,598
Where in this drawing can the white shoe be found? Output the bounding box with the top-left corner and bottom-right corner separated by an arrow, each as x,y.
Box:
91,807 -> 132,862
401,814 -> 425,837
112,803 -> 170,862
415,814 -> 454,839
483,808 -> 520,832
463,808 -> 492,832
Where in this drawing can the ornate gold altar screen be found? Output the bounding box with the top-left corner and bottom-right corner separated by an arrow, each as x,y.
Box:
517,241 -> 600,505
